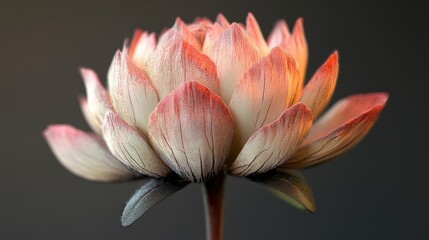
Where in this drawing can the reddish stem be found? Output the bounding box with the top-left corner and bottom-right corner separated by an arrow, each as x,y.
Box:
203,173 -> 226,240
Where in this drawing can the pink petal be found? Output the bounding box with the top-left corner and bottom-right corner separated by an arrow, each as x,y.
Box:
129,29 -> 156,70
102,111 -> 171,178
44,125 -> 134,182
146,30 -> 220,99
202,23 -> 226,55
173,17 -> 203,50
188,17 -> 213,45
148,81 -> 234,182
284,93 -> 389,168
79,67 -> 112,135
229,103 -> 313,176
209,23 -> 260,103
215,13 -> 231,28
246,13 -> 270,56
229,47 -> 299,152
267,20 -> 291,49
300,51 -> 339,119
107,51 -> 159,135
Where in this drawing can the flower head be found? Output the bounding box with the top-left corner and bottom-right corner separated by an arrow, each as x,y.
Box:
44,13 -> 388,227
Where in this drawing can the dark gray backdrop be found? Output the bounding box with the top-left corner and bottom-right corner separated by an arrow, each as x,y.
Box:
1,0 -> 428,239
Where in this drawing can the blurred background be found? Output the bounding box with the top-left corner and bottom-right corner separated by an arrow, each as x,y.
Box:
1,0 -> 428,239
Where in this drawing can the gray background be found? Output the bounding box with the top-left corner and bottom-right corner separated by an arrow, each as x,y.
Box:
1,0 -> 428,239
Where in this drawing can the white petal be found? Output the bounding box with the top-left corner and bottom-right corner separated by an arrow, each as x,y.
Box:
129,30 -> 156,70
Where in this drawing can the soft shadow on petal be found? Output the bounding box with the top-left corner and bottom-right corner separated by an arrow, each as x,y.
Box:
209,23 -> 260,103
229,103 -> 313,176
267,20 -> 291,49
246,13 -> 270,56
122,178 -> 188,227
108,50 -> 159,135
102,111 -> 171,178
300,51 -> 339,119
248,169 -> 315,212
148,81 -> 234,183
284,93 -> 389,168
146,29 -> 220,99
229,47 -> 299,152
44,125 -> 135,182
128,29 -> 156,70
79,68 -> 112,135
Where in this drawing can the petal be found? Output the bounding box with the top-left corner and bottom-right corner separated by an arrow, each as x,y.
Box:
215,13 -> 230,28
172,17 -> 202,50
246,13 -> 270,56
107,50 -> 159,135
44,125 -> 134,182
284,93 -> 389,168
122,178 -> 188,226
229,47 -> 300,152
202,23 -> 225,55
129,29 -> 156,70
80,67 -> 112,135
148,81 -> 234,183
146,30 -> 220,99
102,111 -> 171,178
285,18 -> 308,101
300,51 -> 339,119
79,97 -> 101,135
209,23 -> 260,103
249,169 -> 315,212
267,20 -> 291,49
188,17 -> 212,44
229,103 -> 313,176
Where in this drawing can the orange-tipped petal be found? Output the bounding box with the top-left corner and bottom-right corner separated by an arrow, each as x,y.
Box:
267,20 -> 291,49
246,13 -> 270,56
209,23 -> 260,103
229,103 -> 313,176
44,125 -> 134,182
79,67 -> 112,135
173,17 -> 203,50
146,30 -> 220,99
229,47 -> 299,151
129,29 -> 156,70
215,13 -> 230,28
285,18 -> 308,101
107,51 -> 159,135
148,81 -> 234,182
300,51 -> 339,119
102,111 -> 171,178
284,93 -> 389,168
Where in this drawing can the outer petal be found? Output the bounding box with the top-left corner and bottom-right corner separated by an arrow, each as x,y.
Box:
300,51 -> 339,119
173,17 -> 202,50
229,47 -> 299,151
108,51 -> 159,135
284,93 -> 389,168
102,111 -> 171,178
148,81 -> 234,183
267,20 -> 291,49
44,125 -> 134,182
79,68 -> 112,135
246,13 -> 270,56
129,30 -> 156,70
229,103 -> 313,176
146,30 -> 220,99
285,18 -> 308,101
209,23 -> 260,103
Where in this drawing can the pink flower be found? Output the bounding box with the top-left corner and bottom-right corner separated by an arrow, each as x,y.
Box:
44,13 -> 388,227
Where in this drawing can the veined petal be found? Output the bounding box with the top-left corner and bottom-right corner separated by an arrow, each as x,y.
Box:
44,125 -> 134,182
229,47 -> 299,151
215,13 -> 230,28
246,13 -> 270,56
300,51 -> 339,119
285,18 -> 308,101
102,111 -> 171,178
173,17 -> 202,50
284,93 -> 389,168
79,97 -> 101,135
108,50 -> 159,135
146,30 -> 220,99
202,23 -> 225,55
267,20 -> 291,49
148,82 -> 234,183
229,103 -> 313,176
80,68 -> 112,135
209,23 -> 260,103
129,30 -> 156,70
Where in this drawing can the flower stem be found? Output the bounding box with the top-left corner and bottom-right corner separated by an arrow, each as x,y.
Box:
203,173 -> 226,240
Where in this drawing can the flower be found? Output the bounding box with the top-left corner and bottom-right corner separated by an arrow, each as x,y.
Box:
44,13 -> 388,228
